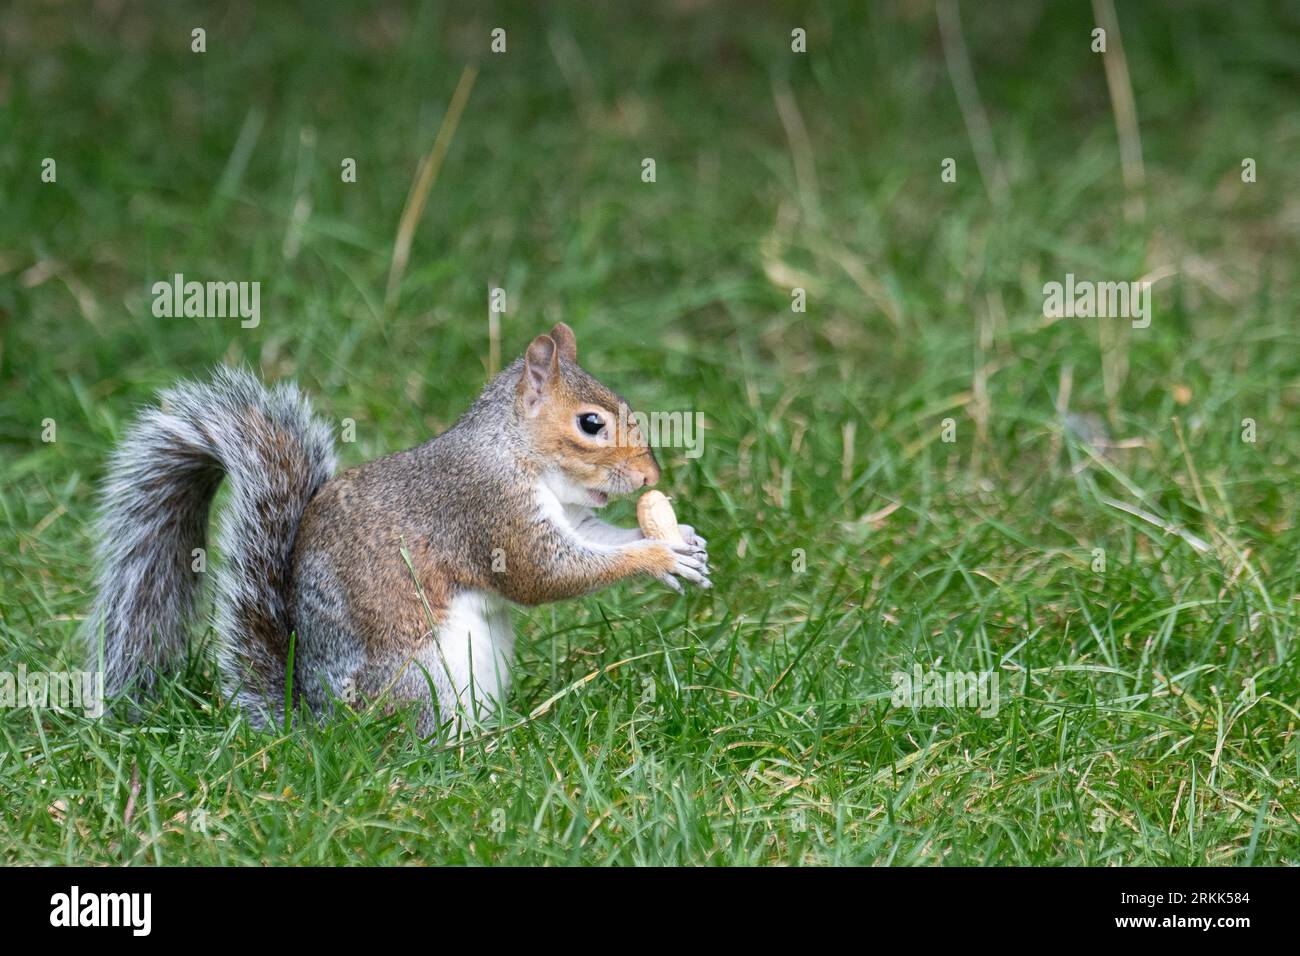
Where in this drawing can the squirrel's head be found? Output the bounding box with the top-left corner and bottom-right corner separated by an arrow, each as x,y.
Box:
516,322 -> 661,507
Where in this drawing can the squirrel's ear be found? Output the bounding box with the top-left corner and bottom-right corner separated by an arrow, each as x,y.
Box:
520,334 -> 558,417
549,322 -> 578,364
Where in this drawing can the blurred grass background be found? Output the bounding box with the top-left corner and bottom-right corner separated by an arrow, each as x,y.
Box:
0,0 -> 1298,864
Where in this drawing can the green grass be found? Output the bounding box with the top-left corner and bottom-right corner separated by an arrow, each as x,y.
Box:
2,0 -> 1299,865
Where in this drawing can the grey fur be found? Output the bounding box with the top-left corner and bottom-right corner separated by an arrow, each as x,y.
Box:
84,331 -> 706,735
84,366 -> 335,726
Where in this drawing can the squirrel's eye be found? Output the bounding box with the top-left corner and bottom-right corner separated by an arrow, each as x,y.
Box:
577,413 -> 605,436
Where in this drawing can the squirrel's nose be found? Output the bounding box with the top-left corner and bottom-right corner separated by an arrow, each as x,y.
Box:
639,451 -> 661,487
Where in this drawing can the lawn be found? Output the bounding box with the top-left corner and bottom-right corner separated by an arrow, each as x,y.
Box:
1,0 -> 1297,865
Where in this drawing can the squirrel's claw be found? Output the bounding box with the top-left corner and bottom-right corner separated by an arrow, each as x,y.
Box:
669,548 -> 710,588
677,525 -> 708,549
645,539 -> 710,593
669,540 -> 707,559
659,573 -> 685,593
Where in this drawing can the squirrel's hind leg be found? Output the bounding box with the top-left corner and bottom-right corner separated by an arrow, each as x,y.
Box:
354,590 -> 515,738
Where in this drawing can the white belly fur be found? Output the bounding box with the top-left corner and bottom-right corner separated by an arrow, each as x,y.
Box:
435,590 -> 515,718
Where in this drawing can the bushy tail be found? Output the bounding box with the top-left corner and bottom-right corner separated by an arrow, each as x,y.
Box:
84,366 -> 335,726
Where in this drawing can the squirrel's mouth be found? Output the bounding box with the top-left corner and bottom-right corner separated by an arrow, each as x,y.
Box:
586,489 -> 610,507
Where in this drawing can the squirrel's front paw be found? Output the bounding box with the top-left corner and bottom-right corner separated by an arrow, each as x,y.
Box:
657,540 -> 711,592
676,524 -> 708,549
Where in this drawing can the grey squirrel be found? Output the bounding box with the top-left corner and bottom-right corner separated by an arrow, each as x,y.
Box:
84,323 -> 710,733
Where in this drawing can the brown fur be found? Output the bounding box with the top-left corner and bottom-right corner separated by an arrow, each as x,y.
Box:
282,323 -> 707,732
88,323 -> 709,734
